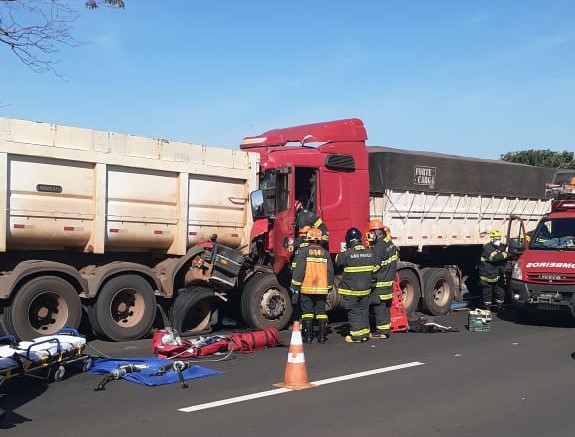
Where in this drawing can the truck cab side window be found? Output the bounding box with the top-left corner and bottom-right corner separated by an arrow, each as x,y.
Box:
294,167 -> 317,213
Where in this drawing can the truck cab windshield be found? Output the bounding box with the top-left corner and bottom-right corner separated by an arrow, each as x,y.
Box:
530,218 -> 575,250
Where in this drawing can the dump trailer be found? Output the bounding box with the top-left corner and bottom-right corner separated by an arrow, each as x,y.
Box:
0,117 -> 259,341
242,119 -> 553,317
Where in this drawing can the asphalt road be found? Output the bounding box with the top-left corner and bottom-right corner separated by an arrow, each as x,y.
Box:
2,308 -> 575,437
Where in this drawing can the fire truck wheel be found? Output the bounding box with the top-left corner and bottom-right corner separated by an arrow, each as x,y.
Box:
398,269 -> 421,314
169,287 -> 219,335
241,274 -> 292,330
88,275 -> 156,342
2,276 -> 82,341
420,268 -> 455,315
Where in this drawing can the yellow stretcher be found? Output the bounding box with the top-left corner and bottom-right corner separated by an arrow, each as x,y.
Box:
0,328 -> 91,385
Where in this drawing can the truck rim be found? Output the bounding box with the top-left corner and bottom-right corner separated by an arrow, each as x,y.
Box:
259,288 -> 285,320
110,288 -> 145,328
431,280 -> 451,307
29,291 -> 69,334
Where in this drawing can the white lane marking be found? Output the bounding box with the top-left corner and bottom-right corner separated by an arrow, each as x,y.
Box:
178,361 -> 424,413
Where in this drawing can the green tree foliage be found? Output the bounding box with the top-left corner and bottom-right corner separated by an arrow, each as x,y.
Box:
85,1 -> 125,9
0,0 -> 125,74
500,149 -> 575,169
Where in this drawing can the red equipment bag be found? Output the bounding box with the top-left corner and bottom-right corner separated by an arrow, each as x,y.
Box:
227,328 -> 280,352
152,327 -> 280,358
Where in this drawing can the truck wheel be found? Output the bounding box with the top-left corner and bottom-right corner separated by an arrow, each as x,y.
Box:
420,268 -> 455,315
326,275 -> 343,311
2,276 -> 82,341
398,269 -> 421,314
241,274 -> 292,330
89,275 -> 156,342
169,286 -> 219,335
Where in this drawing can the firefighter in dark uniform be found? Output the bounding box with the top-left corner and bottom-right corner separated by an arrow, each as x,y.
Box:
290,227 -> 334,344
369,219 -> 398,339
479,230 -> 508,311
294,200 -> 329,249
336,227 -> 374,343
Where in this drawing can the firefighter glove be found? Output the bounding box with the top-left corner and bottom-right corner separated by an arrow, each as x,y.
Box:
290,288 -> 300,305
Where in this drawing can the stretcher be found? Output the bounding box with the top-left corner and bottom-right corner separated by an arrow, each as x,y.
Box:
0,328 -> 91,385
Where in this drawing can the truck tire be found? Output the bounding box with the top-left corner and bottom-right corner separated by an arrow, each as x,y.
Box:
169,286 -> 219,335
398,269 -> 421,315
88,275 -> 156,342
241,273 -> 292,330
420,268 -> 455,315
2,276 -> 82,341
326,275 -> 343,311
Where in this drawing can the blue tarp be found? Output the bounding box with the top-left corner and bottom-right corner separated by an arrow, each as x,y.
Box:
88,357 -> 223,386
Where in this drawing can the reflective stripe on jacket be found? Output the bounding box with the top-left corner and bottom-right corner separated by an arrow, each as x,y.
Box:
335,245 -> 374,296
372,236 -> 398,297
478,242 -> 508,281
291,244 -> 334,294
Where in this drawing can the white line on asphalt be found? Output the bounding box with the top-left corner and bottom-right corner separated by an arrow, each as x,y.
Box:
178,361 -> 424,413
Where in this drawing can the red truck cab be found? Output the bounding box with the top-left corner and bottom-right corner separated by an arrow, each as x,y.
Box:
509,171 -> 575,319
241,118 -> 370,276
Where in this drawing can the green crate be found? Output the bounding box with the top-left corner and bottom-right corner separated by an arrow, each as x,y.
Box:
468,309 -> 491,332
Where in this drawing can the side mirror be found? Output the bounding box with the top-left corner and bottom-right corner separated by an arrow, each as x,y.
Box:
507,238 -> 525,257
250,190 -> 266,219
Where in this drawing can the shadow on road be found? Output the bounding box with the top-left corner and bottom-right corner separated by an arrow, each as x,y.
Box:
0,378 -> 47,430
496,305 -> 575,328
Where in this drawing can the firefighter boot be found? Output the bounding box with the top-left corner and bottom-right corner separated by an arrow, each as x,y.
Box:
302,320 -> 314,344
317,320 -> 328,344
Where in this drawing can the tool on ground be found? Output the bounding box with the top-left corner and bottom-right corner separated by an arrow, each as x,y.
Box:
93,363 -> 149,391
150,360 -> 191,388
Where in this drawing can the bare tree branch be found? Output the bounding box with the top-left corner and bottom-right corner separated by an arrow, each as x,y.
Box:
0,0 -> 125,74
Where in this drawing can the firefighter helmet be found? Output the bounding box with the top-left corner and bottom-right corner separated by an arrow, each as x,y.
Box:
489,230 -> 502,239
345,227 -> 362,248
305,227 -> 323,242
298,225 -> 312,237
368,219 -> 385,231
294,200 -> 303,212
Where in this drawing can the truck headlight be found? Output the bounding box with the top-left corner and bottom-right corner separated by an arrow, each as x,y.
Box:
512,262 -> 523,280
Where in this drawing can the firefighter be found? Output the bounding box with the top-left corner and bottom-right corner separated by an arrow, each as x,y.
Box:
291,225 -> 312,270
369,219 -> 398,339
479,230 -> 508,311
290,227 -> 334,344
336,227 -> 375,343
294,200 -> 329,249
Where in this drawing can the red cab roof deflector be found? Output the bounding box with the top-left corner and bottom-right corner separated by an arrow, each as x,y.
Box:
240,118 -> 367,149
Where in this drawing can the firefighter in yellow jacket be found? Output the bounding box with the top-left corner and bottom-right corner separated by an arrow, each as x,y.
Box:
290,228 -> 334,344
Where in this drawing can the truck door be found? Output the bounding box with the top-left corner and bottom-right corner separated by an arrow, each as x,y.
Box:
271,167 -> 294,274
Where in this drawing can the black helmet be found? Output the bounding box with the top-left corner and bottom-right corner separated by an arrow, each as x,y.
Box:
345,227 -> 362,249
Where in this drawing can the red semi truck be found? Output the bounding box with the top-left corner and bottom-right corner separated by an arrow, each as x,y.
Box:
508,170 -> 575,320
240,118 -> 551,326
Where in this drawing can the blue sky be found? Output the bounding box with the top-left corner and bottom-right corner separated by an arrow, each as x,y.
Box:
1,0 -> 574,159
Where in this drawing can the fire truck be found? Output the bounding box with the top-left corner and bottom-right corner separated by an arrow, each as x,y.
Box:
508,170 -> 575,320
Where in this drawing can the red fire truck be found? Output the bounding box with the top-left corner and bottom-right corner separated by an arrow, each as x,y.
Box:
508,170 -> 575,320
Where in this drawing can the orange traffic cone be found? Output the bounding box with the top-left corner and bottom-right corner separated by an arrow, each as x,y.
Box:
391,273 -> 409,333
274,321 -> 315,390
